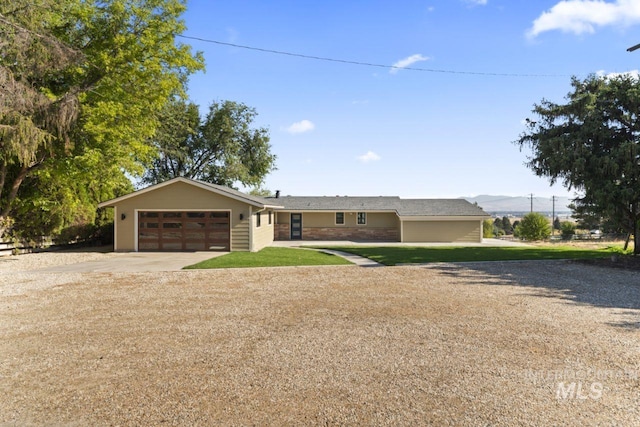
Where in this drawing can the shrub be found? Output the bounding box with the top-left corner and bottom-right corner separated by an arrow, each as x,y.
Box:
54,223 -> 97,245
514,212 -> 551,241
54,221 -> 114,246
560,221 -> 576,240
483,219 -> 495,238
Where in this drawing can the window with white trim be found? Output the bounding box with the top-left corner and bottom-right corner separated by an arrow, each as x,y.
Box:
357,212 -> 366,225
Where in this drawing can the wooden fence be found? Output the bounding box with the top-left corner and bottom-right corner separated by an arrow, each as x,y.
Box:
0,238 -> 52,257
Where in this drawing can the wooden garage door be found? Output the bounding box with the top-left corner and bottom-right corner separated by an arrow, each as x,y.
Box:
138,211 -> 230,251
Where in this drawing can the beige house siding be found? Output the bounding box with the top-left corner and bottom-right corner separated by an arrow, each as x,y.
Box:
402,220 -> 482,243
251,209 -> 275,251
231,217 -> 250,252
110,180 -> 254,251
275,211 -> 290,225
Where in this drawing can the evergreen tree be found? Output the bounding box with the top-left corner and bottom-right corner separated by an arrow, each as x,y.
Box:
502,216 -> 514,234
516,74 -> 640,254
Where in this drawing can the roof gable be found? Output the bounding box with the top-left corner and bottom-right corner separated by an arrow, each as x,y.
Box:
98,177 -> 283,209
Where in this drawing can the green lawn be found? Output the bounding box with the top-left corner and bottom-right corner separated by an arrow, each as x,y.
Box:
315,245 -> 626,266
184,247 -> 353,269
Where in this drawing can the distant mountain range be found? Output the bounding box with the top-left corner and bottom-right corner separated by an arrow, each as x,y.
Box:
463,195 -> 573,214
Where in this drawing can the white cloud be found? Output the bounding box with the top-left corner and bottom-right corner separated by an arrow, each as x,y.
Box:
357,151 -> 381,163
226,27 -> 239,43
464,0 -> 488,5
527,0 -> 640,38
390,54 -> 430,74
596,69 -> 640,79
285,119 -> 315,134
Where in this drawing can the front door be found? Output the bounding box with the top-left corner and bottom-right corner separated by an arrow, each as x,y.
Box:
290,213 -> 302,240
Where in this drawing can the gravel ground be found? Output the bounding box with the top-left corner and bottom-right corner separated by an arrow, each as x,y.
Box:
1,253 -> 639,426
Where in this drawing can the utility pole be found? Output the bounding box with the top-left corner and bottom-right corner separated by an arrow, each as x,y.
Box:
529,193 -> 534,213
551,196 -> 557,236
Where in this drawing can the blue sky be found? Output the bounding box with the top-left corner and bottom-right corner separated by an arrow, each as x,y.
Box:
181,0 -> 640,198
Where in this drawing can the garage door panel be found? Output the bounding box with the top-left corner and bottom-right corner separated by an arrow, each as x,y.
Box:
163,212 -> 182,218
138,211 -> 230,252
185,231 -> 206,239
138,241 -> 160,251
162,242 -> 182,250
185,242 -> 206,251
185,222 -> 206,229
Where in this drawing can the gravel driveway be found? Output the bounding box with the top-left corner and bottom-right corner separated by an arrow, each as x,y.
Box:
1,252 -> 639,425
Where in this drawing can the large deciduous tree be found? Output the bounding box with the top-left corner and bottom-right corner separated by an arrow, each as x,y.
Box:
516,74 -> 640,255
0,0 -> 204,239
143,100 -> 277,188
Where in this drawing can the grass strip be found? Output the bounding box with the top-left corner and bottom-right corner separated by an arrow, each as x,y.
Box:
314,245 -> 626,266
184,247 -> 353,269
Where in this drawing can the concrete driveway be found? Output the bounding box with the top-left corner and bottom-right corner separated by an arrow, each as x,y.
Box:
35,251 -> 226,273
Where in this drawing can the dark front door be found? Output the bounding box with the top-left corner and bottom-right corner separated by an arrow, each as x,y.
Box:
290,213 -> 302,240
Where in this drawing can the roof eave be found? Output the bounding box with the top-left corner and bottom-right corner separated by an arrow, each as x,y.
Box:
273,208 -> 397,213
98,177 -> 280,209
399,214 -> 491,221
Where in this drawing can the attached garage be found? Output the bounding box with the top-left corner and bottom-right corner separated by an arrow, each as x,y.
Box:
138,211 -> 230,251
98,178 -> 282,252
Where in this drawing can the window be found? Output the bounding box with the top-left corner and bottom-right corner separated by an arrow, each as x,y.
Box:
268,211 -> 272,225
357,212 -> 366,225
335,212 -> 345,225
256,212 -> 261,227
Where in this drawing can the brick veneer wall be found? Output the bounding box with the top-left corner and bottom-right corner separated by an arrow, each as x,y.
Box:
275,224 -> 289,240
274,225 -> 399,241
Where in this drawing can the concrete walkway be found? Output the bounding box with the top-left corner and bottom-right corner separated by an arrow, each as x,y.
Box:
314,249 -> 383,267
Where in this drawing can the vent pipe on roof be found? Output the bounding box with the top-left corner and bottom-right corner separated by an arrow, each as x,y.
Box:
275,190 -> 280,198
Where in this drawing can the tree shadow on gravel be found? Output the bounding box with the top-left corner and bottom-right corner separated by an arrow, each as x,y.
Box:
425,260 -> 640,329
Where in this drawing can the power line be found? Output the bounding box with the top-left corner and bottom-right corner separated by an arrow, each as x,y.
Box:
177,34 -> 567,78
